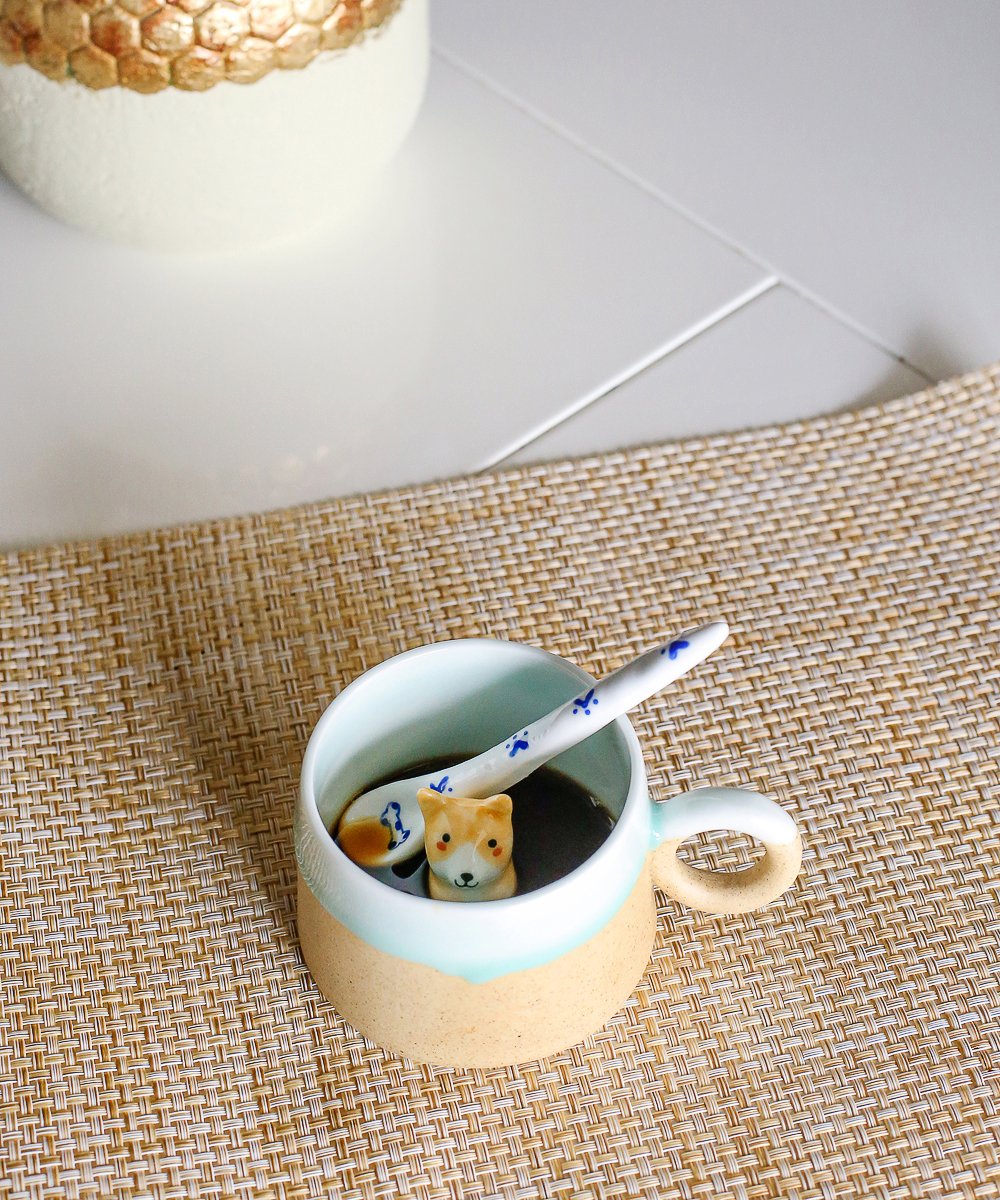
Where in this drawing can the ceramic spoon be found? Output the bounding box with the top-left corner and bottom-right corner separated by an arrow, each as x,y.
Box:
337,619 -> 729,868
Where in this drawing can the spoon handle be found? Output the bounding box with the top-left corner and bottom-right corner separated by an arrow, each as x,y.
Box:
444,620 -> 729,798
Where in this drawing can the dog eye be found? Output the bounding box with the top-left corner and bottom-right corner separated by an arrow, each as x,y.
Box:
441,833 -> 451,843
487,838 -> 497,848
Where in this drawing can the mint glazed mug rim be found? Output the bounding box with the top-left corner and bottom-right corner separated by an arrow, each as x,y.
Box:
296,638 -> 650,983
295,636 -> 801,986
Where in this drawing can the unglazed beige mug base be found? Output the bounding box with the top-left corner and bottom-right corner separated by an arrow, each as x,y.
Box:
299,869 -> 657,1068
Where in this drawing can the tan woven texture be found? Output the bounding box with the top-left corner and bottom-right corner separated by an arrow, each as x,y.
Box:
2,365 -> 999,1199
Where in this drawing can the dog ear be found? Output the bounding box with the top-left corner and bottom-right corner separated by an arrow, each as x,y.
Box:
417,787 -> 446,819
483,793 -> 513,817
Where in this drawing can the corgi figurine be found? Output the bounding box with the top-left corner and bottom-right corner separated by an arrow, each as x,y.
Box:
417,788 -> 517,902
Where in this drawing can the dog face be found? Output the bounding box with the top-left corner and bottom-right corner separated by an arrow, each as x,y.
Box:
417,789 -> 514,893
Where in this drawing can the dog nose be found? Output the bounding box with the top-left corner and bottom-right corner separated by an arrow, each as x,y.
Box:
460,872 -> 473,883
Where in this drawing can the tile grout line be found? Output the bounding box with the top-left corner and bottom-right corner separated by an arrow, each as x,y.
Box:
433,45 -> 935,386
477,276 -> 780,472
764,277 -> 934,384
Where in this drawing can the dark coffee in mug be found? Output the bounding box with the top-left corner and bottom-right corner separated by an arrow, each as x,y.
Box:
333,756 -> 615,898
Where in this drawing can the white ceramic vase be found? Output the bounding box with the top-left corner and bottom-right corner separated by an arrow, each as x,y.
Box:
0,0 -> 428,249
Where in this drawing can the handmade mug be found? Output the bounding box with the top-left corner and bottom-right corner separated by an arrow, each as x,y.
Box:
296,638 -> 803,1068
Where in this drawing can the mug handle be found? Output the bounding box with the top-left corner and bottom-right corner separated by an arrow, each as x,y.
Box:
650,787 -> 803,915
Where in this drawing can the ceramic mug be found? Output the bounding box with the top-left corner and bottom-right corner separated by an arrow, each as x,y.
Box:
296,638 -> 803,1068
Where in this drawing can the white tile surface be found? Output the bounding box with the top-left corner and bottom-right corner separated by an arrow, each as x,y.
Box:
0,55 -> 766,550
434,0 -> 1000,378
506,286 -> 927,465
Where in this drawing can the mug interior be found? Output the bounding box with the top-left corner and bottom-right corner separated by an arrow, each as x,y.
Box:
311,639 -> 633,841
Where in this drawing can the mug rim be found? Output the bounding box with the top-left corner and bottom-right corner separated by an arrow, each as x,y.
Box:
298,637 -> 647,920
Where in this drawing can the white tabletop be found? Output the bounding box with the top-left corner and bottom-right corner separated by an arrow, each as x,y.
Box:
3,1 -> 997,550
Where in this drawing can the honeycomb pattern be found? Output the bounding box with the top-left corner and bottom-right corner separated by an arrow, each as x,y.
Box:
0,0 -> 400,89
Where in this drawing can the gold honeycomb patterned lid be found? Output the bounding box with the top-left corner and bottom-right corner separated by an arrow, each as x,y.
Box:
0,0 -> 400,90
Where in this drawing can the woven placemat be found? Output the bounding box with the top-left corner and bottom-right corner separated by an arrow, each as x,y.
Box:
2,364 -> 999,1200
